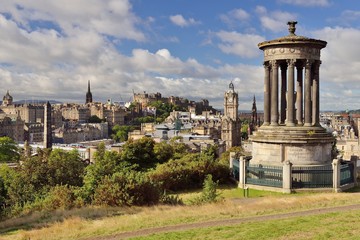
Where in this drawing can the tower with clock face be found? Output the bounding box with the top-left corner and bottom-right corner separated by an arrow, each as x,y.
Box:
222,82 -> 241,150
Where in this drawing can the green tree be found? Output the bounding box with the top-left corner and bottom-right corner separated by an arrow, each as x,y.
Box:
46,149 -> 86,187
121,137 -> 156,169
200,174 -> 219,203
0,164 -> 35,208
241,123 -> 249,140
169,136 -> 190,159
0,137 -> 19,162
81,145 -> 133,203
189,174 -> 220,205
154,141 -> 174,163
88,115 -> 103,123
111,125 -> 134,142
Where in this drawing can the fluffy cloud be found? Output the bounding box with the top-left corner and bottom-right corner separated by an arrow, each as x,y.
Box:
169,14 -> 200,27
215,31 -> 265,58
220,8 -> 250,27
311,26 -> 360,110
1,0 -> 145,41
256,7 -> 297,33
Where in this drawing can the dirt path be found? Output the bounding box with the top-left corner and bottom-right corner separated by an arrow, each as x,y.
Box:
85,203 -> 360,240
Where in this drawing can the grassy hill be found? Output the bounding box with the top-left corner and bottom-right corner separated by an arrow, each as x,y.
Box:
1,186 -> 360,240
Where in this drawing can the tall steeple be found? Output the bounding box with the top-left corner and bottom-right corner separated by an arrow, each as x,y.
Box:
252,95 -> 257,126
86,80 -> 93,104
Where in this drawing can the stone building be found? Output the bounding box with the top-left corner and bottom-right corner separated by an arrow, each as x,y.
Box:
2,90 -> 13,106
24,122 -> 44,143
89,102 -> 126,127
133,91 -> 162,109
221,82 -> 241,150
61,104 -> 91,123
53,122 -> 109,144
0,114 -> 24,142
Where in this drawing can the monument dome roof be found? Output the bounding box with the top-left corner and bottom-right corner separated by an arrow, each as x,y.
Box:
258,21 -> 327,50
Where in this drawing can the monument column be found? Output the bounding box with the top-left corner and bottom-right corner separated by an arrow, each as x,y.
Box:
287,59 -> 296,126
263,62 -> 271,126
280,63 -> 287,124
271,60 -> 279,126
312,61 -> 320,126
296,63 -> 303,125
304,59 -> 313,126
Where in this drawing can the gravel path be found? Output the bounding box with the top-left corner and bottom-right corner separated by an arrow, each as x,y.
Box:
85,203 -> 360,240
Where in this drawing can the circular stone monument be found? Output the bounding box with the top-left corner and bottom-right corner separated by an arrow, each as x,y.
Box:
250,22 -> 335,166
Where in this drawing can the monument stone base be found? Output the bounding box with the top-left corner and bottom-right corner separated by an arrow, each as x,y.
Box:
250,125 -> 335,166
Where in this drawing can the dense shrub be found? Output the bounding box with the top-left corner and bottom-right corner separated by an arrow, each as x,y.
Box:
42,185 -> 76,211
149,153 -> 229,191
93,171 -> 160,206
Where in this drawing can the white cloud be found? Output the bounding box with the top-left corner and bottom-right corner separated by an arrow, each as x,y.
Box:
215,31 -> 265,58
313,26 -> 360,83
169,14 -> 200,27
1,0 -> 145,41
278,0 -> 330,7
311,26 -> 360,110
256,7 -> 297,32
220,8 -> 250,27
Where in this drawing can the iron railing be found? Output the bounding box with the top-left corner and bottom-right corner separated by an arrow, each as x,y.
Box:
292,165 -> 332,188
246,164 -> 283,188
340,163 -> 354,186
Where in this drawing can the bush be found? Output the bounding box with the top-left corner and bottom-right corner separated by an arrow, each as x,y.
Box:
93,171 -> 160,206
189,174 -> 220,205
42,185 -> 76,211
149,153 -> 230,191
159,190 -> 184,205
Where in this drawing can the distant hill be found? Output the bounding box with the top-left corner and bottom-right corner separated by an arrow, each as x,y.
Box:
13,100 -> 63,105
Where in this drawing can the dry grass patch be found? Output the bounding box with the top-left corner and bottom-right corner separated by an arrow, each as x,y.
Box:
1,192 -> 360,240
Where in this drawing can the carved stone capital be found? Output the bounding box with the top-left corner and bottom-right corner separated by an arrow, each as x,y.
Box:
287,59 -> 296,67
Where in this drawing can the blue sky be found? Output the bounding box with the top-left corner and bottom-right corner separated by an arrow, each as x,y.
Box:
0,0 -> 359,111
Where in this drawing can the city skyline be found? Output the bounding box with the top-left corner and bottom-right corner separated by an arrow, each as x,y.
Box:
0,1 -> 359,110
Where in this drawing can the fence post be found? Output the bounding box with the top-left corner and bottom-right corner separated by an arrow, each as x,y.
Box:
332,158 -> 341,192
229,152 -> 235,169
239,156 -> 246,188
350,155 -> 358,186
282,160 -> 292,193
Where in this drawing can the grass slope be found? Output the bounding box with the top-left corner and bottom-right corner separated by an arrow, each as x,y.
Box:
1,186 -> 360,240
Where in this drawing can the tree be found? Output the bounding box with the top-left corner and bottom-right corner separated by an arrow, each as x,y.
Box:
112,125 -> 134,142
154,141 -> 174,163
189,174 -> 220,205
241,123 -> 249,140
46,149 -> 86,187
121,137 -> 156,169
81,145 -> 133,203
169,137 -> 189,159
88,115 -> 103,123
0,137 -> 19,162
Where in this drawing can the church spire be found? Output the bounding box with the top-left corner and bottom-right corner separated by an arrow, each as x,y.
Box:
251,95 -> 258,128
86,80 -> 93,104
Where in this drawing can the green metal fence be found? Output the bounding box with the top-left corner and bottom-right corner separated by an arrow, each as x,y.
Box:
292,165 -> 332,188
340,162 -> 354,186
246,164 -> 283,188
231,158 -> 239,181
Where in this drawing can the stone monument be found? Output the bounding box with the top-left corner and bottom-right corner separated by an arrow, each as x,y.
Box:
250,21 -> 334,166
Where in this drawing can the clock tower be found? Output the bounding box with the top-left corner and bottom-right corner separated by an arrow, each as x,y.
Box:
221,82 -> 241,150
